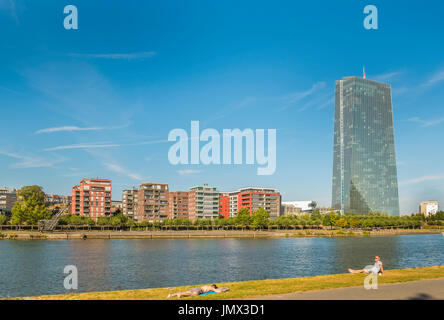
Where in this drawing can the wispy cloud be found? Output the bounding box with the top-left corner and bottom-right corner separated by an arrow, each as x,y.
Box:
422,69 -> 444,87
43,139 -> 168,152
372,70 -> 403,82
178,169 -> 201,175
0,84 -> 19,94
407,117 -> 444,127
0,150 -> 63,169
43,143 -> 120,152
69,51 -> 156,60
35,124 -> 128,134
0,0 -> 18,23
280,82 -> 326,111
399,174 -> 444,186
104,163 -> 144,181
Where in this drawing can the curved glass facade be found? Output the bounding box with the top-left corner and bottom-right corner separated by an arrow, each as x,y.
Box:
332,77 -> 400,216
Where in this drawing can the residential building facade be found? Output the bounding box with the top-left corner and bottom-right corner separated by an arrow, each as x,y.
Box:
71,179 -> 112,220
188,184 -> 219,221
122,188 -> 139,220
228,187 -> 281,218
218,192 -> 230,219
168,191 -> 189,219
0,187 -> 17,213
136,183 -> 169,222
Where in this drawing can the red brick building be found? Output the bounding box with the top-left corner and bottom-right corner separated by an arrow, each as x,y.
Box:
71,179 -> 112,220
168,191 -> 189,219
218,192 -> 230,219
229,187 -> 281,218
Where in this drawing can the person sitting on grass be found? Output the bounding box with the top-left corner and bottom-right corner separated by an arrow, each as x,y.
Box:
348,255 -> 384,275
167,284 -> 223,298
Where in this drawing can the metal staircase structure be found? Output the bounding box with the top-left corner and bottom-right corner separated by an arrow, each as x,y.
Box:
38,202 -> 70,232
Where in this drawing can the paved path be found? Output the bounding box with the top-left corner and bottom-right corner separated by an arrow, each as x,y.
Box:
249,278 -> 444,300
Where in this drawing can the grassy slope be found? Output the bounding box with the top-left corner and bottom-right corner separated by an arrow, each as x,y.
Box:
27,265 -> 444,300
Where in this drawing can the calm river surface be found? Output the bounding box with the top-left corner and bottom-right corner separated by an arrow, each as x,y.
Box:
1,234 -> 443,297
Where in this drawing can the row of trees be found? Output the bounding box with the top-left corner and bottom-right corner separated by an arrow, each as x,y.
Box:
1,185 -> 443,229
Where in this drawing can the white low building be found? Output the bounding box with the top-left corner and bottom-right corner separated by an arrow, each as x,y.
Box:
282,201 -> 316,214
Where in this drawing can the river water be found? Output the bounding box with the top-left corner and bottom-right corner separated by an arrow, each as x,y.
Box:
0,234 -> 443,297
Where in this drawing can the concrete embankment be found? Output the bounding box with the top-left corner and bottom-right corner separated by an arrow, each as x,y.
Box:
0,229 -> 442,240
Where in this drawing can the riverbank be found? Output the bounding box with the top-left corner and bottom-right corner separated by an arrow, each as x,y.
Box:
0,228 -> 442,240
25,265 -> 444,300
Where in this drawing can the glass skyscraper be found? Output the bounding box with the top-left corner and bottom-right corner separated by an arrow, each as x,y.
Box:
332,76 -> 400,216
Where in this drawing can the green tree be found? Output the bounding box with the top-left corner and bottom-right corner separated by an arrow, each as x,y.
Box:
334,217 -> 348,229
311,209 -> 321,220
251,208 -> 270,229
97,216 -> 111,225
322,212 -> 338,229
0,214 -> 9,225
11,185 -> 50,225
235,208 -> 252,226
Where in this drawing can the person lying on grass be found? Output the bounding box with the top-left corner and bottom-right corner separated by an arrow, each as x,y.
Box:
167,284 -> 224,298
348,255 -> 384,275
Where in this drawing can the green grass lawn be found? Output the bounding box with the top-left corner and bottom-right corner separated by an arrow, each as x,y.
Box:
26,265 -> 444,300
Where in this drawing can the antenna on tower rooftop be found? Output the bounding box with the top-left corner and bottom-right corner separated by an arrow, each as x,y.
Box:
363,66 -> 366,79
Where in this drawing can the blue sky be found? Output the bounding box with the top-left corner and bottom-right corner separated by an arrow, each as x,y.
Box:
1,0 -> 444,214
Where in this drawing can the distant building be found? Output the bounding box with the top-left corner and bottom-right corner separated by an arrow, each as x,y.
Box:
136,183 -> 169,222
420,201 -> 439,217
71,179 -> 112,220
111,200 -> 122,214
282,201 -> 316,213
0,187 -> 17,213
317,206 -> 339,215
218,192 -> 230,219
228,187 -> 281,218
122,188 -> 139,220
45,194 -> 71,205
188,184 -> 219,221
280,203 -> 302,216
168,191 -> 189,219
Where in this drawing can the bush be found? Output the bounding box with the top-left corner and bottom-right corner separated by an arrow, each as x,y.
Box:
0,214 -> 9,225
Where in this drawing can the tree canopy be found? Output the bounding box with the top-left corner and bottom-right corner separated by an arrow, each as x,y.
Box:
11,185 -> 50,225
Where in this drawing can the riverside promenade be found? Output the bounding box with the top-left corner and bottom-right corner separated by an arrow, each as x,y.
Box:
251,278 -> 444,300
0,229 -> 442,240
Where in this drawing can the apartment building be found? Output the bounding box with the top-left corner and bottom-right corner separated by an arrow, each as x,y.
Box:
122,188 -> 138,220
168,191 -> 189,219
218,192 -> 229,219
188,184 -> 219,221
228,187 -> 281,218
0,187 -> 17,213
136,183 -> 169,222
71,179 -> 112,220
